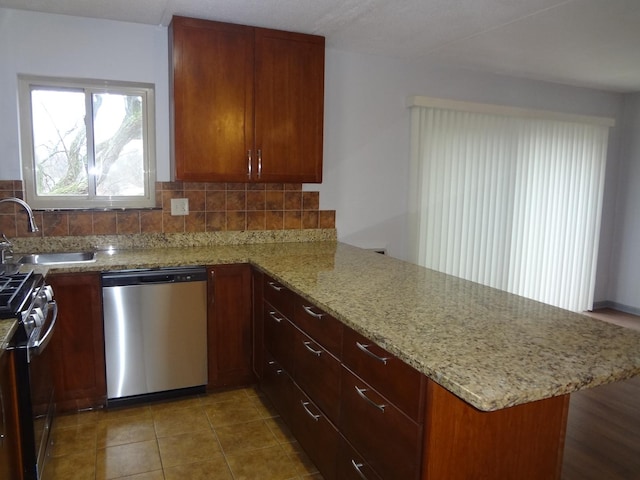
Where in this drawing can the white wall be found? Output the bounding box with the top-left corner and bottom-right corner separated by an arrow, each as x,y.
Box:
609,94 -> 640,312
1,8 -> 635,309
0,8 -> 170,179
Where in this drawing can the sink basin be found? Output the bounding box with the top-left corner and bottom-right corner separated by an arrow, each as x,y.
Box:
17,251 -> 96,265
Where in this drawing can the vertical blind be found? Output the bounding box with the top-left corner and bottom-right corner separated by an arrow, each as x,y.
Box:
408,99 -> 612,312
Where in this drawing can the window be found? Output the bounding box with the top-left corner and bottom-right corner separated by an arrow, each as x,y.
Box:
18,75 -> 156,209
407,97 -> 614,312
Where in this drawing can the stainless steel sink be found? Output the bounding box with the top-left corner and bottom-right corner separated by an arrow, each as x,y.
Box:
17,251 -> 96,265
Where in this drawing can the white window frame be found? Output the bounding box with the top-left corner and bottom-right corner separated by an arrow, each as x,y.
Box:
18,75 -> 156,210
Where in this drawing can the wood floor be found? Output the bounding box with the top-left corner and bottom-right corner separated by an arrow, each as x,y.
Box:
561,309 -> 640,479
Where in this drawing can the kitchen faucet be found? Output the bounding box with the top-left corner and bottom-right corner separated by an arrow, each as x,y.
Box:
0,197 -> 39,233
0,197 -> 39,264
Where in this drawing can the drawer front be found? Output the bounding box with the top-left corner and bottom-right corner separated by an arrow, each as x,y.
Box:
261,352 -> 294,426
336,436 -> 383,480
263,275 -> 294,319
342,326 -> 424,421
263,302 -> 295,373
293,297 -> 343,358
293,327 -> 341,425
292,385 -> 339,480
340,366 -> 422,480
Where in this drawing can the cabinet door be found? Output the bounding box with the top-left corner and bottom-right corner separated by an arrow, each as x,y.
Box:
208,264 -> 254,388
0,351 -> 20,480
251,268 -> 264,379
254,28 -> 324,183
48,273 -> 106,412
170,16 -> 255,181
292,385 -> 339,480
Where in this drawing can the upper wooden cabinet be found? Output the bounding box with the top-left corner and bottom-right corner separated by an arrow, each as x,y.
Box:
169,16 -> 325,183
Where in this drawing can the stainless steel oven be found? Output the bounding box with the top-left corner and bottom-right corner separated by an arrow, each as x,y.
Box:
1,270 -> 57,480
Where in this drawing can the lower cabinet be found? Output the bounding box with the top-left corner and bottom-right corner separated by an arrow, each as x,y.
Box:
291,385 -> 339,480
0,350 -> 20,480
48,273 -> 106,412
255,270 -> 422,480
207,264 -> 254,388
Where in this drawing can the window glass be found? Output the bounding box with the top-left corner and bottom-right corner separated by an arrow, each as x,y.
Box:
19,76 -> 156,209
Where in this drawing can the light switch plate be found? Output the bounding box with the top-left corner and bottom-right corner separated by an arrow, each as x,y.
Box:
170,198 -> 189,216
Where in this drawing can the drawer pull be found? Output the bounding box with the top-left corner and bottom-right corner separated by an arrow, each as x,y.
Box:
356,341 -> 389,365
303,341 -> 322,357
268,311 -> 283,323
355,386 -> 386,412
267,360 -> 284,375
301,401 -> 321,421
351,459 -> 369,479
302,304 -> 325,318
267,281 -> 284,292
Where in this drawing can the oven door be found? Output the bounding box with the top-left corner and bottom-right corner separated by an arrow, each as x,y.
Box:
14,299 -> 58,480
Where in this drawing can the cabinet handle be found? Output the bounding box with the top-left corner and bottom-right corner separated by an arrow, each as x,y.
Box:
267,281 -> 284,292
268,311 -> 283,323
257,149 -> 262,178
247,150 -> 252,178
355,386 -> 386,412
303,341 -> 322,357
301,400 -> 321,421
302,305 -> 325,319
268,360 -> 284,375
356,341 -> 389,365
351,459 -> 369,480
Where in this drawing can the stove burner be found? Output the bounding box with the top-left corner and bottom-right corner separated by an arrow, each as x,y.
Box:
0,270 -> 35,318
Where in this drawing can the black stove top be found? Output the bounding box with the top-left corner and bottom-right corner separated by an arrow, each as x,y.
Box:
0,270 -> 36,318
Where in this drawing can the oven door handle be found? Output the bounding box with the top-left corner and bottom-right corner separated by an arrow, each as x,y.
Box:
31,300 -> 58,355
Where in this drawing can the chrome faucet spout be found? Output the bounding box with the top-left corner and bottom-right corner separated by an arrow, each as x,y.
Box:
0,197 -> 39,232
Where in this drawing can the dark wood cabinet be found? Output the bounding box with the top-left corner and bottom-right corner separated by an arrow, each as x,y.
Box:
48,273 -> 106,412
340,366 -> 423,480
207,264 -> 254,388
0,350 -> 20,480
169,16 -> 324,183
291,385 -> 339,480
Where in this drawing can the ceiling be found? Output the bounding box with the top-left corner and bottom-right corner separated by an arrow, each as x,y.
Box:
2,0 -> 639,93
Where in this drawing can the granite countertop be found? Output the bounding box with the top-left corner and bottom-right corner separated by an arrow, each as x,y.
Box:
19,239 -> 640,412
0,319 -> 18,355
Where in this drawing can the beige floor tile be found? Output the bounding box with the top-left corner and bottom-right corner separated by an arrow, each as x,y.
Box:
157,430 -> 222,467
149,396 -> 203,415
215,419 -> 280,454
50,423 -> 97,457
96,439 -> 162,479
54,410 -> 101,430
225,444 -> 301,480
203,398 -> 263,427
164,458 -> 233,480
265,416 -> 296,444
42,450 -> 96,480
97,416 -> 157,448
100,405 -> 153,423
118,471 -> 165,480
153,406 -> 212,437
286,442 -> 321,476
199,387 -> 253,405
250,393 -> 280,419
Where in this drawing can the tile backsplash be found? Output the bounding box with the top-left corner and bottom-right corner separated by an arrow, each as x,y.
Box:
0,181 -> 335,238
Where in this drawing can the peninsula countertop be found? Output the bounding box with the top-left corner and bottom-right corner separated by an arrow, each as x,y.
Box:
23,240 -> 640,412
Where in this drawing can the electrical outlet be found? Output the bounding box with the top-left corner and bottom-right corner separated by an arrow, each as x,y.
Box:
170,198 -> 189,216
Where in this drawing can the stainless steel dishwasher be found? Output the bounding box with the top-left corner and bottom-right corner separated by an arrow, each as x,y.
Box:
102,266 -> 208,404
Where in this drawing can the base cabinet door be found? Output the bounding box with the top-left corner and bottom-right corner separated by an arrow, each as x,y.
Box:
340,366 -> 423,480
291,385 -> 339,480
48,273 -> 106,412
336,437 -> 383,480
207,264 -> 254,388
0,351 -> 20,480
261,351 -> 294,426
